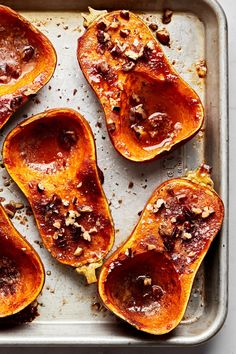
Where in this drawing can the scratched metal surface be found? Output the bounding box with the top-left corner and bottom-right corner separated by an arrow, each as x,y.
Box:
0,0 -> 228,346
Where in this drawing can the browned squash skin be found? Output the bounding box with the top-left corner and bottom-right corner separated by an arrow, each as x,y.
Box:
0,204 -> 44,318
98,167 -> 224,334
0,5 -> 57,129
3,108 -> 114,283
77,10 -> 204,162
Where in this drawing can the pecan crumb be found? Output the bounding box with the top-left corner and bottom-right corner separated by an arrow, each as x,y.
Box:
156,29 -> 170,46
97,30 -> 110,44
107,122 -> 116,132
153,198 -> 165,213
37,183 -> 45,192
182,232 -> 192,240
147,244 -> 156,251
149,23 -> 158,31
202,206 -> 214,218
122,61 -> 136,72
192,207 -> 202,215
120,29 -> 130,38
143,277 -> 152,286
120,10 -> 130,20
162,9 -> 173,24
74,246 -> 83,256
196,60 -> 207,78
128,181 -> 134,189
65,210 -> 80,226
77,205 -> 93,213
53,220 -> 61,229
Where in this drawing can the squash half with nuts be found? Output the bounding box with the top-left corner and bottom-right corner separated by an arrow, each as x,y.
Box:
3,108 -> 114,284
0,5 -> 56,130
77,9 -> 204,162
0,204 -> 44,318
98,165 -> 224,334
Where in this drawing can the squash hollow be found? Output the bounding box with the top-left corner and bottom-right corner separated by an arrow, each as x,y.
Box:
3,108 -> 114,284
0,204 -> 44,318
77,10 -> 204,162
98,165 -> 224,334
0,5 -> 57,129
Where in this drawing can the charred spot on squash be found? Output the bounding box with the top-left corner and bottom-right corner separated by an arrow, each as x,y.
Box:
104,252 -> 181,325
0,5 -> 56,130
77,10 -> 204,162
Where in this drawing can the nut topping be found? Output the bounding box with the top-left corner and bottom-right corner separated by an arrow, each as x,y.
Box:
143,277 -> 152,286
74,246 -> 83,256
53,220 -> 61,229
77,205 -> 93,213
107,122 -> 116,132
149,23 -> 158,31
120,29 -> 130,38
97,30 -> 110,44
153,198 -> 165,213
120,10 -> 130,20
22,45 -> 35,61
156,29 -> 170,46
147,244 -> 156,251
130,104 -> 147,121
201,206 -> 214,218
96,19 -> 110,31
65,210 -> 80,226
62,199 -> 69,207
125,47 -> 144,61
181,232 -> 192,240
191,207 -> 202,215
37,183 -> 45,192
109,18 -> 120,29
162,9 -> 173,24
122,61 -> 136,72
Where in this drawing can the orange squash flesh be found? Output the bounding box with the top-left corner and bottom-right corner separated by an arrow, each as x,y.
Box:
0,204 -> 44,318
77,10 -> 204,162
98,165 -> 224,334
3,108 -> 114,284
0,5 -> 57,129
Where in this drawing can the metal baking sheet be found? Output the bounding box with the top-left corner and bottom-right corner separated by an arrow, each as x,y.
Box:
0,0 -> 228,346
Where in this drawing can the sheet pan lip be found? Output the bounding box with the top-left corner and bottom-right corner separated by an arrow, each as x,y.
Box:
0,0 -> 229,347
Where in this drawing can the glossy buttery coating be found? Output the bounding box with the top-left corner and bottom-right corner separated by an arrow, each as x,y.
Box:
0,204 -> 44,318
0,5 -> 57,129
3,109 -> 114,283
99,166 -> 224,334
78,10 -> 204,162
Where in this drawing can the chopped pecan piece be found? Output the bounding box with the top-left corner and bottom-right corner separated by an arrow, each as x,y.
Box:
156,29 -> 170,46
122,61 -> 136,72
96,19 -> 110,31
97,30 -> 110,43
120,29 -> 130,38
162,9 -> 173,24
74,246 -> 83,256
120,10 -> 130,20
22,45 -> 35,61
149,23 -> 158,31
130,104 -> 147,121
202,206 -> 214,218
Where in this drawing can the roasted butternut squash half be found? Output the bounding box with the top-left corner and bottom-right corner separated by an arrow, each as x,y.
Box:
3,108 -> 114,284
0,5 -> 56,129
99,165 -> 224,334
77,9 -> 204,162
0,204 -> 44,318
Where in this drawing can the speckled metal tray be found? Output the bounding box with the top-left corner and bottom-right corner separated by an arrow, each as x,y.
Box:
0,0 -> 228,346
